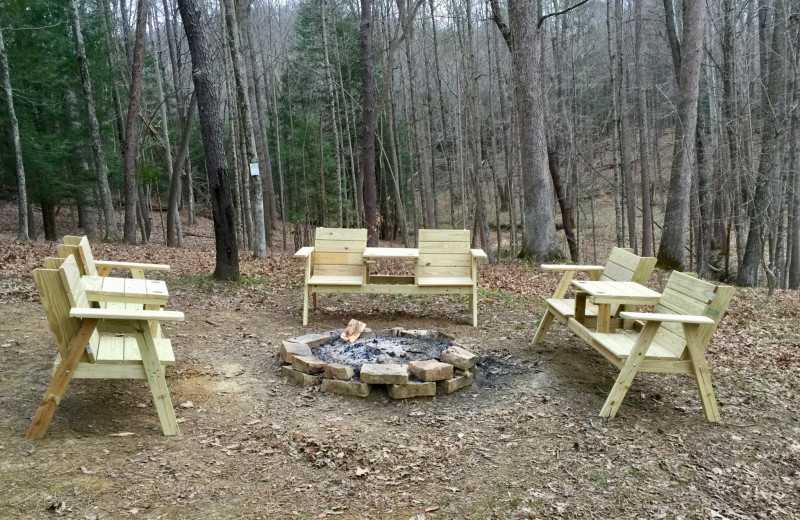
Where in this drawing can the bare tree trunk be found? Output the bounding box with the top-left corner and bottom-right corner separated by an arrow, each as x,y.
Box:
243,3 -> 278,239
66,88 -> 97,236
738,0 -> 788,286
321,0 -> 344,228
634,0 -> 653,256
68,0 -> 118,240
149,13 -> 181,247
656,0 -> 705,270
168,94 -> 197,248
178,0 -> 239,280
361,0 -> 378,246
122,0 -> 152,243
222,0 -> 266,258
465,0 -> 491,258
614,0 -> 636,253
0,21 -> 29,241
491,0 -> 561,262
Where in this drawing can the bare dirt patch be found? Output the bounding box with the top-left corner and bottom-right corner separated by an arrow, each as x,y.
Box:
0,214 -> 798,519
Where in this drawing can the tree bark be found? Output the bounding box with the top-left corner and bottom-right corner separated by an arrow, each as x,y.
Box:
491,0 -> 561,262
222,0 -> 266,258
656,0 -> 705,270
738,0 -> 787,286
178,0 -> 239,280
634,0 -> 653,256
360,0 -> 378,246
121,0 -> 152,243
0,20 -> 29,241
68,0 -> 118,240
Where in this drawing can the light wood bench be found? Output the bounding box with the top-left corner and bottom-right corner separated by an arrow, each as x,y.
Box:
294,228 -> 368,325
294,228 -> 487,326
533,247 -> 656,343
566,270 -> 735,421
60,235 -> 170,278
28,254 -> 184,438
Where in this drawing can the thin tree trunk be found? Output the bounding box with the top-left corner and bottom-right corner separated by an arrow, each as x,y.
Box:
0,20 -> 29,241
68,0 -> 118,240
321,0 -> 344,227
222,0 -> 266,258
122,0 -> 152,243
634,0 -> 653,256
738,0 -> 787,286
244,3 -> 278,237
149,13 -> 181,247
615,0 -> 636,253
361,0 -> 378,246
168,93 -> 197,248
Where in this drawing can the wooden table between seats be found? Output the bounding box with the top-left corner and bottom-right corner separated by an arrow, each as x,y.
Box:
82,276 -> 169,307
362,247 -> 418,285
572,280 -> 661,333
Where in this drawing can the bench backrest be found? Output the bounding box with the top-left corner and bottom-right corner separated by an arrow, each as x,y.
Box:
33,254 -> 98,364
58,235 -> 97,277
600,247 -> 656,284
417,229 -> 472,279
312,228 -> 368,278
651,271 -> 735,359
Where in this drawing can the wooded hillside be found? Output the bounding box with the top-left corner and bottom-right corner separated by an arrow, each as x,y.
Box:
0,0 -> 798,288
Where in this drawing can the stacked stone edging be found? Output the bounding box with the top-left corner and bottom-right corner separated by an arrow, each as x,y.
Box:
279,327 -> 478,398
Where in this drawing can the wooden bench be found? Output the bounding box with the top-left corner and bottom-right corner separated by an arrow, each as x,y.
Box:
533,247 -> 656,343
60,235 -> 170,278
294,228 -> 487,326
28,254 -> 184,438
417,229 -> 487,327
566,271 -> 735,421
294,227 -> 368,325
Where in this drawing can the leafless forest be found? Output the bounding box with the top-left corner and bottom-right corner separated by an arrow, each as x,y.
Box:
0,0 -> 798,286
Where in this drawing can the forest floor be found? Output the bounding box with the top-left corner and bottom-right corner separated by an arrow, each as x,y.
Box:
1,206 -> 799,519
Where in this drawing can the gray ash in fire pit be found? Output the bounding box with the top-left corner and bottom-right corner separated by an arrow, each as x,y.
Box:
314,335 -> 451,377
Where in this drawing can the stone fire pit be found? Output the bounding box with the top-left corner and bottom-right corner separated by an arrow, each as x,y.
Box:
279,327 -> 478,399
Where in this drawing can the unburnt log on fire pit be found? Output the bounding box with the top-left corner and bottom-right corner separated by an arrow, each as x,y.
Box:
279,327 -> 478,399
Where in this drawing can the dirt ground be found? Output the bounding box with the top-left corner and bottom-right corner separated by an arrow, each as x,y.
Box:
1,210 -> 799,519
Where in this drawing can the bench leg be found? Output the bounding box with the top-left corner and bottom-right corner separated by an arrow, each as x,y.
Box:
302,286 -> 309,326
135,321 -> 180,436
27,319 -> 99,439
471,285 -> 478,327
684,323 -> 721,422
532,308 -> 555,344
600,321 -> 660,418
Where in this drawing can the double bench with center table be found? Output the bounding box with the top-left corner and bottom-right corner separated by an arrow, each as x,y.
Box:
295,228 -> 487,326
533,247 -> 657,343
28,252 -> 183,439
557,270 -> 735,422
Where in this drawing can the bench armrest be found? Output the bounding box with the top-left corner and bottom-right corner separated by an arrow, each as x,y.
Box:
294,246 -> 314,258
470,249 -> 488,260
70,308 -> 185,322
541,264 -> 604,271
619,312 -> 714,325
94,260 -> 170,272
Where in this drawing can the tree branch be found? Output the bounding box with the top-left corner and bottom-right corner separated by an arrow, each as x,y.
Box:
538,0 -> 591,28
489,0 -> 512,51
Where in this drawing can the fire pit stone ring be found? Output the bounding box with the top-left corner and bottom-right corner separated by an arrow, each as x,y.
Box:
280,326 -> 478,399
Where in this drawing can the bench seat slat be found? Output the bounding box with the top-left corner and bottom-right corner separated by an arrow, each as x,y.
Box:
589,332 -> 681,361
418,276 -> 473,287
308,275 -> 363,286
